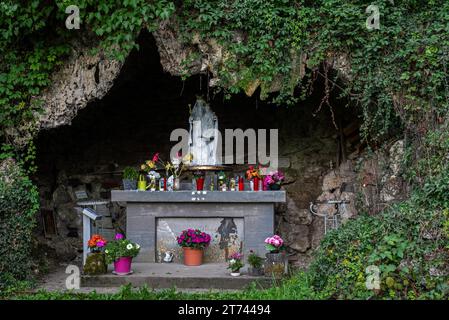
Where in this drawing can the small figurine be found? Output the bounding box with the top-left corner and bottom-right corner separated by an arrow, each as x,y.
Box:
163,251 -> 174,263
230,178 -> 236,191
167,175 -> 174,191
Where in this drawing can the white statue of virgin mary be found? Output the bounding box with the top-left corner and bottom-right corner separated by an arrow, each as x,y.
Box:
188,98 -> 219,165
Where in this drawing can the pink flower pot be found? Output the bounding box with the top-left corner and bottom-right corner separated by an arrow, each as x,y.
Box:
113,256 -> 133,275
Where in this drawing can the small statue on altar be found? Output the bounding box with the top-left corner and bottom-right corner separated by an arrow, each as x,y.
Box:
147,171 -> 160,192
230,178 -> 236,191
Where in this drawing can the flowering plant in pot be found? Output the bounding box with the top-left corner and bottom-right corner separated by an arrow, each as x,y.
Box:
177,229 -> 211,266
84,234 -> 108,275
264,235 -> 287,278
227,252 -> 244,276
263,171 -> 285,190
104,233 -> 140,275
247,250 -> 264,276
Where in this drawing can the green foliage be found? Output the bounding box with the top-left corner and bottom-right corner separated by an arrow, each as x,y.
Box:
179,0 -> 449,140
306,171 -> 449,299
0,161 -> 40,291
0,0 -> 175,159
247,251 -> 264,269
122,166 -> 139,180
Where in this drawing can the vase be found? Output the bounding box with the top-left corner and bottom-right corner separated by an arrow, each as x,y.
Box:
253,177 -> 260,191
83,252 -> 107,275
230,271 -> 241,277
113,256 -> 133,275
122,179 -> 137,190
183,247 -> 203,266
248,266 -> 264,276
174,177 -> 180,191
264,252 -> 286,278
269,183 -> 281,191
196,177 -> 205,191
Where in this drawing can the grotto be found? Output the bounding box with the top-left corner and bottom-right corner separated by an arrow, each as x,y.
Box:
32,30 -> 367,268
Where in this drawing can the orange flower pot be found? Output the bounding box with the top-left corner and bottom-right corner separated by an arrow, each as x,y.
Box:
183,247 -> 204,266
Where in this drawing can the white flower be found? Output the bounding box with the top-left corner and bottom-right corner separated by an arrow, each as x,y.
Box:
136,244 -> 140,249
105,250 -> 109,254
126,244 -> 133,250
229,259 -> 236,264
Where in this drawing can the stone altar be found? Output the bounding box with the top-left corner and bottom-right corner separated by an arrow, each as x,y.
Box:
111,190 -> 286,262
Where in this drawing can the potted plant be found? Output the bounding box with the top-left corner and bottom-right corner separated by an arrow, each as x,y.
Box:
264,235 -> 287,278
263,171 -> 285,191
177,228 -> 211,266
228,252 -> 244,276
83,234 -> 108,275
104,233 -> 140,275
122,167 -> 138,190
247,250 -> 264,276
246,165 -> 262,191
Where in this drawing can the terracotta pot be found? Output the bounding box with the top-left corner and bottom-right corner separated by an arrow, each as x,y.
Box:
183,247 -> 203,266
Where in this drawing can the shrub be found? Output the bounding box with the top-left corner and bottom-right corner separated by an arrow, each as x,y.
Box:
306,171 -> 449,299
0,159 -> 39,291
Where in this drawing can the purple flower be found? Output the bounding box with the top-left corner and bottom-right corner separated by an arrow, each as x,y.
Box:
115,233 -> 124,240
96,240 -> 105,247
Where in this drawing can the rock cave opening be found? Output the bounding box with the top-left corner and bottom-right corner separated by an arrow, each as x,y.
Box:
34,30 -> 361,265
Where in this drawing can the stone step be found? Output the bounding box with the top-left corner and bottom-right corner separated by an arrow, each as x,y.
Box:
82,263 -> 274,290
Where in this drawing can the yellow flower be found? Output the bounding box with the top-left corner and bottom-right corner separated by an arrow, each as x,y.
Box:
183,153 -> 193,163
146,160 -> 155,169
140,164 -> 146,170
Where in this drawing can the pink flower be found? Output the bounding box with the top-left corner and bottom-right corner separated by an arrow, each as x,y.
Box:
115,233 -> 124,240
96,240 -> 105,247
152,152 -> 159,162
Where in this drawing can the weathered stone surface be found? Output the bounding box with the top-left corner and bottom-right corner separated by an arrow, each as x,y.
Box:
37,45 -> 123,130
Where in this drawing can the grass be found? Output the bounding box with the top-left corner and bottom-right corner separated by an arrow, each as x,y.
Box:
8,272 -> 322,300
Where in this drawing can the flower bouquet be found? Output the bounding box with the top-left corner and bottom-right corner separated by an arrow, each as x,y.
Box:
165,152 -> 193,190
263,171 -> 285,190
246,165 -> 262,191
104,233 -> 140,275
227,252 -> 244,276
177,228 -> 211,266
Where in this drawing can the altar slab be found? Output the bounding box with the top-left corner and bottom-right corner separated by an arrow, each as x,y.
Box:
111,190 -> 286,262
